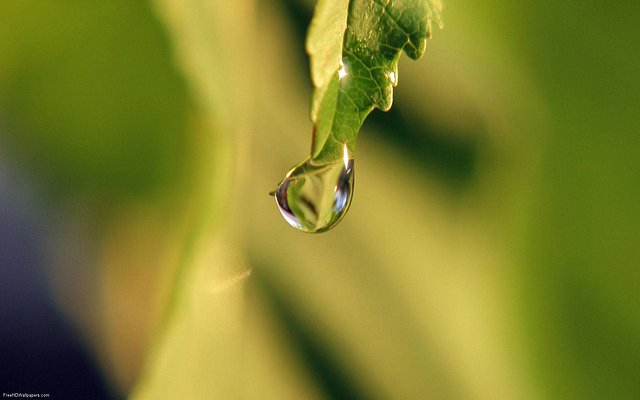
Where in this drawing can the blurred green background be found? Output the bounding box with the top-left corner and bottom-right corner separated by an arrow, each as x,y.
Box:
0,0 -> 638,399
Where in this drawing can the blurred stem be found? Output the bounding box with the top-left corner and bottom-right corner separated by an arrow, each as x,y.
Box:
132,1 -> 254,398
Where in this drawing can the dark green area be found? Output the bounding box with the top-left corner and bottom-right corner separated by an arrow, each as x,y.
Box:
0,1 -> 191,202
366,107 -> 479,189
250,266 -> 377,400
514,0 -> 640,398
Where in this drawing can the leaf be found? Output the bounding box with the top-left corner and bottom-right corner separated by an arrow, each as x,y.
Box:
307,0 -> 442,162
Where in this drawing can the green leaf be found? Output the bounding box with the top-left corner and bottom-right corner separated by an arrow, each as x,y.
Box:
307,0 -> 442,162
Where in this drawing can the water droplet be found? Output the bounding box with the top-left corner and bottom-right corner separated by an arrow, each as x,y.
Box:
273,156 -> 354,233
388,70 -> 397,86
338,59 -> 348,80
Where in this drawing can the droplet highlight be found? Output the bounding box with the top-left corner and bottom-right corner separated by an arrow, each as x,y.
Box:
388,70 -> 397,86
273,156 -> 354,233
338,59 -> 348,80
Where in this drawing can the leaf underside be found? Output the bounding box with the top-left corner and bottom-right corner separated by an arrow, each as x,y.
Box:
307,0 -> 442,162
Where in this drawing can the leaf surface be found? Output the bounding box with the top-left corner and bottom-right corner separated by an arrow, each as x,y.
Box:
307,0 -> 442,162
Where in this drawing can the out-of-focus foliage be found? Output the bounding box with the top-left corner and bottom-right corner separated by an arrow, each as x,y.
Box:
0,0 -> 638,399
0,1 -> 190,200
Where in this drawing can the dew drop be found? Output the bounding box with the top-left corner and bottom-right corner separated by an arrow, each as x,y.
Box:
388,70 -> 397,86
338,59 -> 348,80
272,156 -> 354,233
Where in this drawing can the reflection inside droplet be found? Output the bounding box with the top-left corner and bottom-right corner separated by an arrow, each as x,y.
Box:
272,156 -> 355,233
